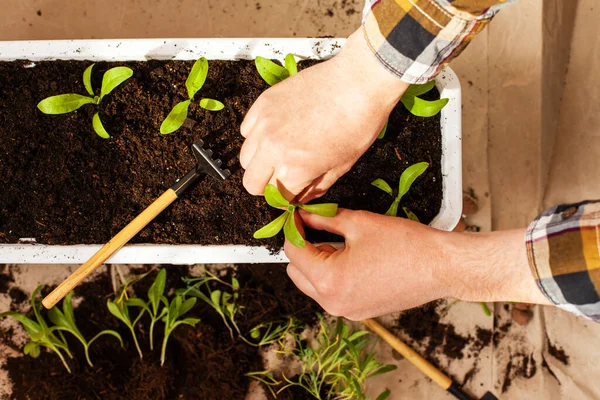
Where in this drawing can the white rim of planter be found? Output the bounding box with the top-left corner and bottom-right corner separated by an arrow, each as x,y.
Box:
0,38 -> 462,264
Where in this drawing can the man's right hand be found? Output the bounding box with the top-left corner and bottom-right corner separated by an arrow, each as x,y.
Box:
240,30 -> 409,202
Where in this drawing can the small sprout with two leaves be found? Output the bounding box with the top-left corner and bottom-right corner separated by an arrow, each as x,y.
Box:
0,286 -> 73,372
37,64 -> 133,139
371,161 -> 429,219
147,268 -> 168,351
255,54 -> 298,86
253,184 -> 338,248
377,81 -> 448,139
159,294 -> 200,366
247,318 -> 298,347
48,291 -> 123,368
160,57 -> 225,135
178,272 -> 243,340
106,291 -> 147,360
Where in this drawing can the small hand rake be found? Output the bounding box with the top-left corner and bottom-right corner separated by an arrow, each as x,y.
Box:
42,140 -> 230,309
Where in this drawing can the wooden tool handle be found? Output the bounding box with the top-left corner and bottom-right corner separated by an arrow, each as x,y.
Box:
42,189 -> 178,309
363,318 -> 453,390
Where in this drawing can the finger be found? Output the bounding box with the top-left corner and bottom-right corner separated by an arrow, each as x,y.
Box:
296,170 -> 341,203
298,208 -> 354,238
286,263 -> 318,299
239,133 -> 259,169
240,101 -> 260,138
316,244 -> 337,254
243,159 -> 274,196
270,167 -> 315,202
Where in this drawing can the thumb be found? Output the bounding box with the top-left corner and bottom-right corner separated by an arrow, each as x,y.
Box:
298,208 -> 354,238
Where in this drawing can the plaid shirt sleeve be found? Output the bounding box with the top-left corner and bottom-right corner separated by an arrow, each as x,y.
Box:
526,201 -> 600,322
361,0 -> 517,83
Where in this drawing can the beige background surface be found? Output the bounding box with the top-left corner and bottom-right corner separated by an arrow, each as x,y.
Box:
1,0 -> 600,399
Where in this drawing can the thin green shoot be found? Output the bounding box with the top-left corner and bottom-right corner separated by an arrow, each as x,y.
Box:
0,286 -> 73,373
160,57 -> 225,135
253,184 -> 338,248
106,290 -> 147,360
48,291 -> 123,367
147,269 -> 168,350
160,295 -> 200,366
247,318 -> 298,347
371,162 -> 429,217
37,64 -> 133,138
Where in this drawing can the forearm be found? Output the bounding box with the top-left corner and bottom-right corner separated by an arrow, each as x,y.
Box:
441,229 -> 551,305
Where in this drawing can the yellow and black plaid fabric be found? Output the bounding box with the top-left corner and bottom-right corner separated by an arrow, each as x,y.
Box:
361,0 -> 516,83
527,201 -> 600,321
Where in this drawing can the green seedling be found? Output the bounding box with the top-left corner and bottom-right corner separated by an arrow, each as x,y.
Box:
378,80 -> 448,139
402,207 -> 421,223
107,293 -> 147,360
480,302 -> 492,317
255,53 -> 298,86
371,162 -> 429,217
48,291 -> 123,367
147,269 -> 168,350
179,272 -> 243,340
0,286 -> 73,372
248,318 -> 298,347
160,295 -> 200,366
160,57 -> 224,134
253,184 -> 338,248
37,64 -> 133,139
249,316 -> 395,400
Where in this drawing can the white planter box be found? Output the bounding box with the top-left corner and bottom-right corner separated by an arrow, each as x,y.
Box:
0,38 -> 462,264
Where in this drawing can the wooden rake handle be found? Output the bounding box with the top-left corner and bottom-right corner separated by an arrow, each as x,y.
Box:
362,318 -> 453,388
42,189 -> 178,309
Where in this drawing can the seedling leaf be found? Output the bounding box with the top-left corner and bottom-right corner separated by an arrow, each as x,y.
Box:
283,209 -> 305,248
385,198 -> 400,217
83,64 -> 95,96
148,269 -> 167,315
199,98 -> 225,111
377,121 -> 389,139
399,162 -> 428,197
37,94 -> 95,115
285,54 -> 298,76
299,203 -> 338,217
376,389 -> 392,400
186,57 -> 209,99
0,312 -> 41,334
255,56 -> 290,86
403,81 -> 435,98
92,113 -> 110,139
371,179 -> 393,196
100,67 -> 133,101
24,342 -> 41,358
253,212 -> 288,239
160,100 -> 191,135
403,207 -> 420,222
400,96 -> 448,117
179,298 -> 196,317
264,184 -> 289,209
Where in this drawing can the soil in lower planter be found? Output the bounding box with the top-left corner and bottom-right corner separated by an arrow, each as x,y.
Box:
1,264 -> 322,400
0,58 -> 442,248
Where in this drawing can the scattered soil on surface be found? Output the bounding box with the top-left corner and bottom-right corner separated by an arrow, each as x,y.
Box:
547,338 -> 570,366
0,59 -> 443,249
394,301 -> 490,367
2,264 -> 322,400
501,354 -> 537,393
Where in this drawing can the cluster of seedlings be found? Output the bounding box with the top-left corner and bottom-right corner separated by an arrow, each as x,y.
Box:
2,268 -> 396,399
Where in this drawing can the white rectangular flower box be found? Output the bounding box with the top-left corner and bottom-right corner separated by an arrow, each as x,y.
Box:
0,38 -> 462,264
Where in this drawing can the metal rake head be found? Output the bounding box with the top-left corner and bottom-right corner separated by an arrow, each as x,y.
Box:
191,140 -> 231,181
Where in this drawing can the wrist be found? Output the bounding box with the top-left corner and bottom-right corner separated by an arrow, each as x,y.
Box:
336,30 -> 410,111
439,230 -> 551,305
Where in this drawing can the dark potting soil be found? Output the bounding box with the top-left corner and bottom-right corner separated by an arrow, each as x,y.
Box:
2,264 -> 323,400
0,59 -> 443,248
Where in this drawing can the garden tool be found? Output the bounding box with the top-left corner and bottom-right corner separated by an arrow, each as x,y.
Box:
363,318 -> 498,400
42,140 -> 230,309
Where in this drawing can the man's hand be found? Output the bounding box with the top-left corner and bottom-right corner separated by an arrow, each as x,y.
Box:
240,30 -> 409,201
285,209 -> 550,321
